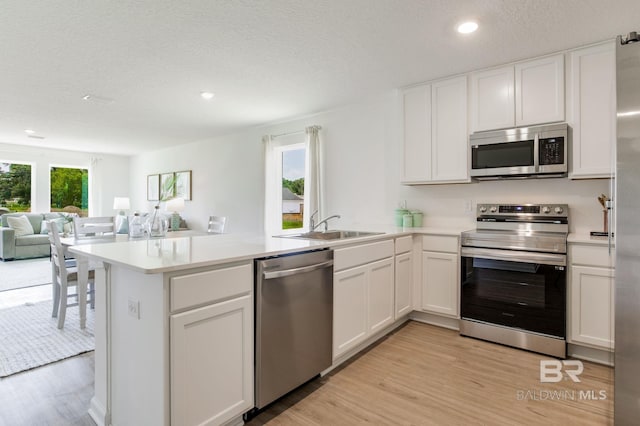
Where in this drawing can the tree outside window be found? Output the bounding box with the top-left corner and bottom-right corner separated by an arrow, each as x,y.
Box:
50,167 -> 89,216
0,162 -> 32,212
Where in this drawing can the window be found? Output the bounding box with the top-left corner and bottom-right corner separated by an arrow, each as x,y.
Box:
50,166 -> 89,217
0,162 -> 32,212
264,126 -> 322,235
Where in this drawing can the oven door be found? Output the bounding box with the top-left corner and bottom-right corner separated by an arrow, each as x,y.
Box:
460,247 -> 566,338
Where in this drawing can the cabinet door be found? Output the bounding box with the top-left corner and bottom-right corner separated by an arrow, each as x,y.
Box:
570,265 -> 615,349
470,66 -> 515,132
431,76 -> 469,182
515,54 -> 565,126
170,295 -> 253,426
569,42 -> 616,178
395,252 -> 413,318
402,84 -> 432,182
422,251 -> 459,317
368,257 -> 395,334
333,264 -> 369,359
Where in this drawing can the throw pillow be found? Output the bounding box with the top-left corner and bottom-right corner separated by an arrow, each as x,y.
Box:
6,215 -> 35,237
40,218 -> 65,234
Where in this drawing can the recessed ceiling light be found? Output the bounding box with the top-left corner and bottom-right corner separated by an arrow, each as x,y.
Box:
457,21 -> 478,34
200,91 -> 215,100
24,129 -> 36,134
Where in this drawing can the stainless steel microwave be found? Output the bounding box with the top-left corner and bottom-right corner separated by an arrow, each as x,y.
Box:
470,123 -> 568,180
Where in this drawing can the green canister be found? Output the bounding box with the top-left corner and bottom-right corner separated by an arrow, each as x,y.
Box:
395,208 -> 409,227
411,210 -> 423,227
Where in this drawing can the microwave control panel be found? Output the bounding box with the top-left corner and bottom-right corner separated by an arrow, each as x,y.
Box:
539,137 -> 565,165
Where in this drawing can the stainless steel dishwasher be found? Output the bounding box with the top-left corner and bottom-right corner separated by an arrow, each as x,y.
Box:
254,249 -> 333,411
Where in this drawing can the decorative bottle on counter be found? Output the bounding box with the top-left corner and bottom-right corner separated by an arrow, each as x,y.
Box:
129,212 -> 145,238
147,206 -> 167,237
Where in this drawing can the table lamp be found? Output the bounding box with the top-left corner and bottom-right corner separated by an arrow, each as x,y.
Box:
165,197 -> 185,231
113,197 -> 130,234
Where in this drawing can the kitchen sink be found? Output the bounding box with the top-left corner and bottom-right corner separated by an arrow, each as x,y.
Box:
276,230 -> 384,240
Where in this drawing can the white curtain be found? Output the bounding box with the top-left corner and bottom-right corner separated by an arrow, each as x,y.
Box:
263,134 -> 278,236
304,125 -> 323,226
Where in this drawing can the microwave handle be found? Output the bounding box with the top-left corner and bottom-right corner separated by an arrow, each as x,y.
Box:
533,133 -> 539,172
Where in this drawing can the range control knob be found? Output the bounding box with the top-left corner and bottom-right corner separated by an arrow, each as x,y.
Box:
554,206 -> 564,214
479,206 -> 487,213
489,206 -> 498,213
542,206 -> 551,214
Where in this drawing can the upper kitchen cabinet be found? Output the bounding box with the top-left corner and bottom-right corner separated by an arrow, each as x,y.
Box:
470,66 -> 515,132
568,41 -> 616,179
515,54 -> 565,126
470,54 -> 565,132
402,75 -> 469,184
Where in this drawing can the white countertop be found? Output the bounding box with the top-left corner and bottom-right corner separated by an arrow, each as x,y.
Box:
69,225 -> 467,274
568,232 -> 615,246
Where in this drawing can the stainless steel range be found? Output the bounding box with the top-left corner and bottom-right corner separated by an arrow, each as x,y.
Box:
460,203 -> 568,358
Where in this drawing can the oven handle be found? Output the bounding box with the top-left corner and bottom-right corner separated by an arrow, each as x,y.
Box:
461,247 -> 566,266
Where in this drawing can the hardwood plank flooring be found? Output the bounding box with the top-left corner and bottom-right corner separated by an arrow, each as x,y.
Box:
247,321 -> 613,425
0,321 -> 613,425
0,351 -> 95,426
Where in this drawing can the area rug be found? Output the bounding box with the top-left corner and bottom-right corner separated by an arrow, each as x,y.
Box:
0,257 -> 52,292
0,299 -> 94,377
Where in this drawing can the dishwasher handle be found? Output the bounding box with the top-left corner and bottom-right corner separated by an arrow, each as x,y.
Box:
262,260 -> 334,280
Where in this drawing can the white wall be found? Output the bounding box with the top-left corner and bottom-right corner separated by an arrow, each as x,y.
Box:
129,91 -> 609,235
0,143 -> 130,216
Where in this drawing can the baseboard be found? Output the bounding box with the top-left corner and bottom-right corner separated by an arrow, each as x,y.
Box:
409,310 -> 460,330
88,396 -> 107,426
568,343 -> 614,366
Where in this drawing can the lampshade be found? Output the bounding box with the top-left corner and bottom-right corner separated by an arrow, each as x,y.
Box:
113,197 -> 130,211
165,197 -> 185,213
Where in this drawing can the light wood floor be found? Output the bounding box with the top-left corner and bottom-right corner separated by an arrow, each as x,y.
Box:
248,321 -> 613,425
0,321 -> 613,425
0,351 -> 95,426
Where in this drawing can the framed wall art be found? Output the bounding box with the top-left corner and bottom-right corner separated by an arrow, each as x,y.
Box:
160,172 -> 176,200
175,170 -> 192,200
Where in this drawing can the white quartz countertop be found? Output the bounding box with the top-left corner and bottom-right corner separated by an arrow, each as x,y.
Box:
568,232 -> 615,246
69,225 -> 467,274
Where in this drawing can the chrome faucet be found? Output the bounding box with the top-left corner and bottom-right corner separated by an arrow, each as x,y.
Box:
310,211 -> 341,232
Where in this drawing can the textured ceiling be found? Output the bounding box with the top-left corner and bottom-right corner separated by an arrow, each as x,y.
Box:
0,0 -> 638,155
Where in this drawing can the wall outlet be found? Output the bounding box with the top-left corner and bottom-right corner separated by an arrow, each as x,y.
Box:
128,298 -> 140,319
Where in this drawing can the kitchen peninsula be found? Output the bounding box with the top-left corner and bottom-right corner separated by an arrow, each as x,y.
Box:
69,228 -> 456,426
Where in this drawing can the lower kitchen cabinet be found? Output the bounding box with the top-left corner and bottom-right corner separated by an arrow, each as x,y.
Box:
334,264 -> 369,357
421,235 -> 459,318
395,252 -> 413,318
333,240 -> 395,359
569,242 -> 615,350
170,294 -> 253,426
169,262 -> 254,426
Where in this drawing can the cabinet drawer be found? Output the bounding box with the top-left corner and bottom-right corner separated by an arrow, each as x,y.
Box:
422,235 -> 458,253
395,236 -> 413,254
170,263 -> 252,312
334,240 -> 394,272
570,244 -> 615,268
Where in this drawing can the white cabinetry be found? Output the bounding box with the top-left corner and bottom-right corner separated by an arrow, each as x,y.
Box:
568,42 -> 616,178
169,263 -> 253,426
470,54 -> 565,132
470,66 -> 515,132
402,75 -> 468,184
421,235 -> 459,317
515,54 -> 565,126
333,240 -> 395,359
394,236 -> 413,319
569,243 -> 615,350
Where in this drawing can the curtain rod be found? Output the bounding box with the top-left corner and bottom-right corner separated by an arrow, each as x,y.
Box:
271,129 -> 305,138
270,125 -> 321,139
